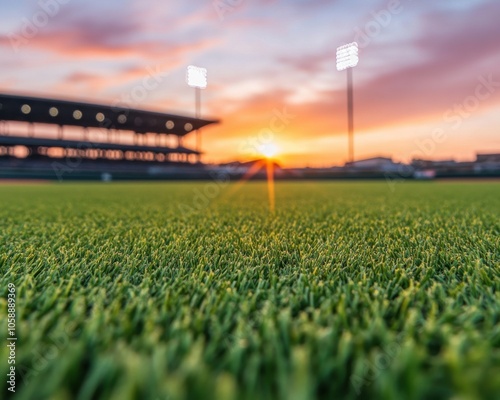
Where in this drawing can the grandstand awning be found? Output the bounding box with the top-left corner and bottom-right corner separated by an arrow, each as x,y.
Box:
0,93 -> 219,136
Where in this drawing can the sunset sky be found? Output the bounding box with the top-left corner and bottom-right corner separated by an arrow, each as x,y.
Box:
0,0 -> 499,167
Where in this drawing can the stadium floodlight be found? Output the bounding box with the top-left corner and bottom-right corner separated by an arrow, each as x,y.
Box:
186,65 -> 208,161
186,65 -> 208,90
336,42 -> 359,71
336,42 -> 358,163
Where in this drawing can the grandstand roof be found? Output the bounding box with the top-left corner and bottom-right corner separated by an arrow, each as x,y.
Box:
0,93 -> 218,136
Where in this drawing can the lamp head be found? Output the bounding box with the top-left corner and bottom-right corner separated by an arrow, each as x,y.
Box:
186,65 -> 208,89
336,42 -> 359,71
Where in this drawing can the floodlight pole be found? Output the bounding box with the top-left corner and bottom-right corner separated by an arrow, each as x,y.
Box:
195,87 -> 201,160
195,87 -> 201,118
337,42 -> 358,165
347,67 -> 354,163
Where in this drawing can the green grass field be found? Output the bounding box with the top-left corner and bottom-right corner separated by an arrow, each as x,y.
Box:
1,181 -> 499,400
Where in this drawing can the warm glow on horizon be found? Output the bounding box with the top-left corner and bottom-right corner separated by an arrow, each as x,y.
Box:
259,142 -> 279,159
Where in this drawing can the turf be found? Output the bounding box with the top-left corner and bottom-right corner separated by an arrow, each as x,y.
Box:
0,181 -> 499,400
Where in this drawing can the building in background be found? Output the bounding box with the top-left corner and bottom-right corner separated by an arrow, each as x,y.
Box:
345,157 -> 404,172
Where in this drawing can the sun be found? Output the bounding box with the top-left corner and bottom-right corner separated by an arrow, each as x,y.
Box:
258,143 -> 279,159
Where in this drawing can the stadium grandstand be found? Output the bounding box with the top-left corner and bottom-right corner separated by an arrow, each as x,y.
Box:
0,93 -> 219,180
